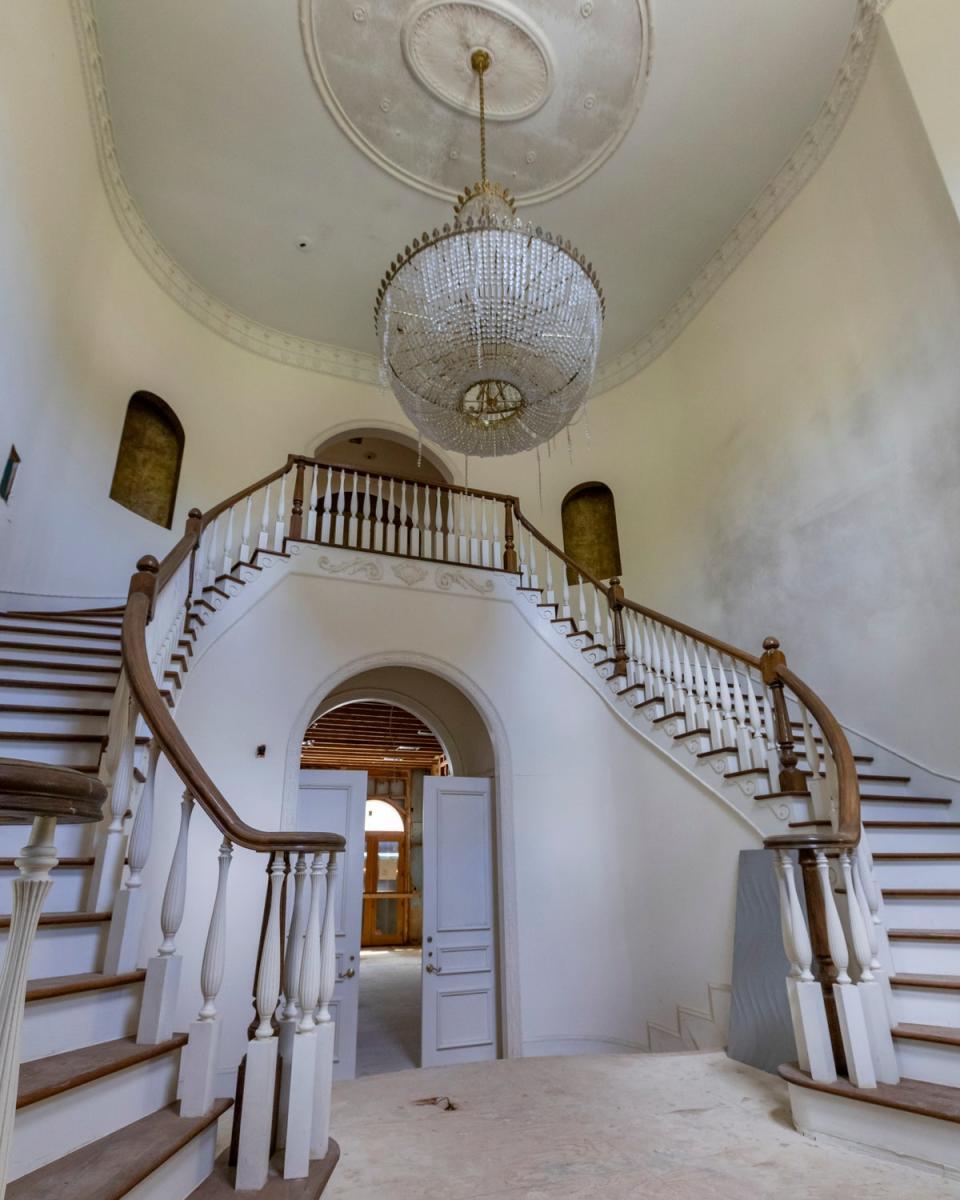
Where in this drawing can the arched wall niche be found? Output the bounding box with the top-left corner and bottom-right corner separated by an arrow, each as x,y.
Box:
108,390 -> 185,529
560,481 -> 622,585
312,422 -> 455,487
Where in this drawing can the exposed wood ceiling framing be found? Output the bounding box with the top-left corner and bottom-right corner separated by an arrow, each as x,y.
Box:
301,701 -> 446,771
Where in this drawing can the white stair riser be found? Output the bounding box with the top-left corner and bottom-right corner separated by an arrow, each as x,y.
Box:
0,921 -> 107,977
0,821 -> 92,859
0,863 -> 90,910
0,619 -> 123,636
0,665 -> 120,687
874,861 -> 960,888
0,687 -> 113,711
849,779 -> 912,797
0,633 -> 122,655
882,897 -> 960,930
0,711 -> 109,734
124,1119 -> 220,1200
867,828 -> 960,852
9,1049 -> 181,1180
893,985 -> 960,1028
894,1037 -> 960,1088
21,982 -> 143,1060
863,800 -> 955,821
0,742 -> 102,768
889,939 -> 960,974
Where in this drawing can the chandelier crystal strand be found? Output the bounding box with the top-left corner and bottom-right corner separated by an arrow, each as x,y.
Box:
375,48 -> 603,458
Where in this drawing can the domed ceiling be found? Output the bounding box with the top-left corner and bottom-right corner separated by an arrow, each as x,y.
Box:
82,0 -> 876,389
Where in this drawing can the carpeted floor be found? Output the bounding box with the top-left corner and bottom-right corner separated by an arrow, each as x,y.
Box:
356,947 -> 421,1077
327,1051 -> 960,1199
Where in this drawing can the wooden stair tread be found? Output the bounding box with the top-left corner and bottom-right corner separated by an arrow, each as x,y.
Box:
0,704 -> 110,717
652,711 -> 685,725
189,1141 -> 340,1199
0,731 -> 104,743
1,614 -> 122,628
7,1098 -> 232,1200
888,929 -> 960,941
0,659 -> 120,674
860,795 -> 953,805
792,819 -> 960,830
17,1033 -> 187,1108
893,1023 -> 960,1047
0,857 -> 93,870
0,910 -> 110,930
0,680 -> 115,693
780,1062 -> 960,1125
698,746 -> 739,760
873,852 -> 960,861
892,974 -> 960,991
881,890 -> 960,898
0,624 -> 121,642
25,969 -> 146,1002
0,641 -> 122,657
756,789 -> 810,799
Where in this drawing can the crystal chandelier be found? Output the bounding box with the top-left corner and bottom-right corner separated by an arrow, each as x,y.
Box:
375,50 -> 604,458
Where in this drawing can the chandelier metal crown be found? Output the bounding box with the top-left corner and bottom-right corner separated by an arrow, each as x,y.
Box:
375,49 -> 604,458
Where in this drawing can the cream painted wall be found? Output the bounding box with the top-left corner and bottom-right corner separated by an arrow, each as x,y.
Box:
139,570 -> 753,1080
3,5 -> 960,774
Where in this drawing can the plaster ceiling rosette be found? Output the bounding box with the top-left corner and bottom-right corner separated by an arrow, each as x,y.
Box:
300,0 -> 651,205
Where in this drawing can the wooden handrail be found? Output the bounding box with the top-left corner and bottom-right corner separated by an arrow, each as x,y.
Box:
122,561 -> 343,854
293,455 -> 520,506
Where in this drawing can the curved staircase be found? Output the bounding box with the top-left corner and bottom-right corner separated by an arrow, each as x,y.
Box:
0,453 -> 958,1186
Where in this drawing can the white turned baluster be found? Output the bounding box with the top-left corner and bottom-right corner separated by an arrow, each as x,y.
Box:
435,487 -> 444,562
333,469 -> 346,545
306,466 -> 319,541
577,574 -> 587,632
480,499 -> 490,567
444,490 -> 455,561
777,851 -> 813,981
410,483 -> 421,556
648,621 -> 664,699
274,473 -> 287,551
221,504 -> 236,576
801,705 -> 825,817
658,628 -> 676,710
88,681 -> 137,913
236,851 -> 286,1190
422,484 -> 433,558
137,792 -> 193,1046
468,494 -> 478,565
386,478 -> 397,553
256,852 -> 285,1039
458,492 -> 467,562
744,669 -> 767,768
668,633 -> 686,720
528,532 -> 538,589
103,737 -> 159,974
592,585 -> 603,644
0,817 -> 58,1185
360,474 -> 372,550
311,853 -> 338,1160
239,495 -> 254,562
491,500 -> 501,567
318,470 -> 332,544
283,853 -> 310,1021
258,486 -> 272,552
373,477 -> 385,552
716,654 -> 737,747
690,641 -> 709,728
160,793 -> 193,956
544,552 -> 555,606
347,472 -> 359,547
816,850 -> 876,1087
622,608 -> 636,687
849,849 -> 899,1081
762,683 -> 780,793
298,854 -> 324,1033
206,513 -> 222,584
180,838 -> 234,1118
396,482 -> 408,555
726,657 -> 751,767
515,521 -> 526,582
680,639 -> 697,726
560,562 -> 571,621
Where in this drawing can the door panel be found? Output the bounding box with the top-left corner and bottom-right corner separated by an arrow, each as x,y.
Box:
421,777 -> 497,1068
296,770 -> 366,1079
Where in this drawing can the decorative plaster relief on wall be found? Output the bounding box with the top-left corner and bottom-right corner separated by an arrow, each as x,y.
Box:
72,0 -> 881,394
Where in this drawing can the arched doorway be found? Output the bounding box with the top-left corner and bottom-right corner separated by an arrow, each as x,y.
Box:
293,667 -> 499,1079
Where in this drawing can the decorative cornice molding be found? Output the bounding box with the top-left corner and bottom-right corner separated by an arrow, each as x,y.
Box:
70,0 -> 381,386
72,0 -> 880,396
592,0 -> 882,394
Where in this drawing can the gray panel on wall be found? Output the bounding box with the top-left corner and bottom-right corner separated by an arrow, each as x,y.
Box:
726,848 -> 798,1075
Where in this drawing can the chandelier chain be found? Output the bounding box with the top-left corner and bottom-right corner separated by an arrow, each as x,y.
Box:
471,48 -> 490,188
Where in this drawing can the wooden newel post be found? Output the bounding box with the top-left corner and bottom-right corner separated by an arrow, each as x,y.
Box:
608,579 -> 629,679
289,461 -> 306,541
761,635 -> 805,792
502,501 -> 519,573
129,554 -> 160,623
185,507 -> 203,598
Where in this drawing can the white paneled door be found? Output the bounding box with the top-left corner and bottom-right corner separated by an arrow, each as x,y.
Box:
296,770 -> 366,1079
421,777 -> 498,1068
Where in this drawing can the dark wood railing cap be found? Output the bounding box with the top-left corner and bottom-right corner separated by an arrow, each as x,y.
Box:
0,758 -> 107,825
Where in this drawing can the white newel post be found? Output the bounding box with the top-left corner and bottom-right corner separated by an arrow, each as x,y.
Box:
0,817 -> 58,1197
311,852 -> 338,1161
236,852 -> 285,1192
87,678 -> 137,913
774,849 -> 836,1083
180,838 -> 233,1117
104,739 -> 160,974
841,850 -> 899,1084
815,850 -> 876,1088
283,852 -> 325,1180
137,792 -> 193,1045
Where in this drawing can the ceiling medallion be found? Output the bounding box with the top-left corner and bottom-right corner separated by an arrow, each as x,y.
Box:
375,50 -> 603,458
301,0 -> 649,206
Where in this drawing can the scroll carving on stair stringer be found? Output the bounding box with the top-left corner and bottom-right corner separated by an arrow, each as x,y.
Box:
391,562 -> 429,587
316,554 -> 384,581
435,568 -> 495,595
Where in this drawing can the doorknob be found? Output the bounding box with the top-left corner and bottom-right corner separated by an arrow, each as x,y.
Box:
338,967 -> 356,980
425,963 -> 442,974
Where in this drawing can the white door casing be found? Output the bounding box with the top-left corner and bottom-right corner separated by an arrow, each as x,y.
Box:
421,777 -> 498,1068
296,770 -> 366,1079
